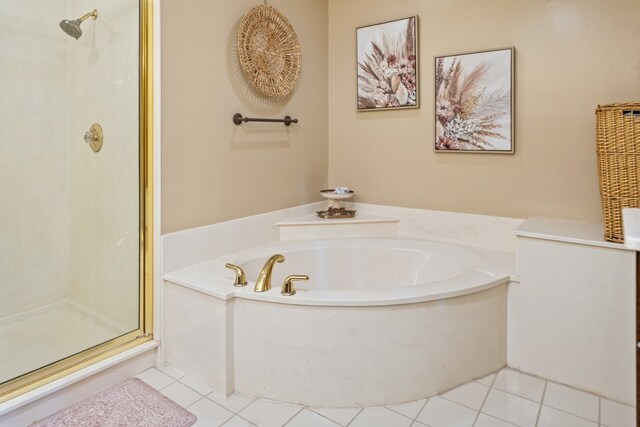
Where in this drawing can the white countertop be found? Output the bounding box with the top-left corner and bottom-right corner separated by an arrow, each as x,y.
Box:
515,217 -> 631,251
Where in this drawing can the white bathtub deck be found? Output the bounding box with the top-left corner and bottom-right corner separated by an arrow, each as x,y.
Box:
163,238 -> 515,307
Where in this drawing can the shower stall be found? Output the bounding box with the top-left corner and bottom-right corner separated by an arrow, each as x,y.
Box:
0,0 -> 153,402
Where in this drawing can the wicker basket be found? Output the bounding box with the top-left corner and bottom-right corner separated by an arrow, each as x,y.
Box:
596,102 -> 640,242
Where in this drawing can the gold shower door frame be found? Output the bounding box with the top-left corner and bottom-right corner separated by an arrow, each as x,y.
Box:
0,0 -> 154,404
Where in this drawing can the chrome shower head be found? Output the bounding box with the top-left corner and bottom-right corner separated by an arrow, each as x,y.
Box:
59,10 -> 98,39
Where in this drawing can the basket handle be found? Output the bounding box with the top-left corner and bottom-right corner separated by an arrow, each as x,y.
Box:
623,110 -> 640,118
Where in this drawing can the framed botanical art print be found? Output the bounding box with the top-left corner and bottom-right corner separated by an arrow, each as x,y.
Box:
435,47 -> 514,153
357,16 -> 418,111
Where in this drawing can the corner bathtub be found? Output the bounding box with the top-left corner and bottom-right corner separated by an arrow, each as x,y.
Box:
163,238 -> 514,407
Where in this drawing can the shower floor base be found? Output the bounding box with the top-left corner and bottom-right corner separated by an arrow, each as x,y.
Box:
0,305 -> 121,384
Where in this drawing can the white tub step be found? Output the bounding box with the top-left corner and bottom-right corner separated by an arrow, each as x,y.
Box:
276,213 -> 399,240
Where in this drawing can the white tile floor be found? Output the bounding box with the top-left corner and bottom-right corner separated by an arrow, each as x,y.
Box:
135,367 -> 636,427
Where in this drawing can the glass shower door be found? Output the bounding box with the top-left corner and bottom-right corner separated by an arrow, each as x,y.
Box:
0,0 -> 152,400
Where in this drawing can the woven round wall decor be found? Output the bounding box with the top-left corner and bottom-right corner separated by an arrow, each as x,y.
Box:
237,5 -> 302,97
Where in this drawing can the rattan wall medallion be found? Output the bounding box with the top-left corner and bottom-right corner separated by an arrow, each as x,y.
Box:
237,5 -> 302,97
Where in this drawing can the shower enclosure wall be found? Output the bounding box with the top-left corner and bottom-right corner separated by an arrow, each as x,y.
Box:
0,0 -> 153,402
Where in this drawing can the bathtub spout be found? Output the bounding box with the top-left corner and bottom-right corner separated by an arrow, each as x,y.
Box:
254,254 -> 285,292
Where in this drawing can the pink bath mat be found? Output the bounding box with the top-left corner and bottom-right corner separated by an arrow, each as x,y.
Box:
30,377 -> 197,427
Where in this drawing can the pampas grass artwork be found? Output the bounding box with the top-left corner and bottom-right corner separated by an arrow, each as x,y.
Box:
435,48 -> 514,153
357,16 -> 418,111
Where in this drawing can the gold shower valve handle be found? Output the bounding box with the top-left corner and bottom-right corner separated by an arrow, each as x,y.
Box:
281,274 -> 309,296
84,123 -> 103,152
225,263 -> 248,287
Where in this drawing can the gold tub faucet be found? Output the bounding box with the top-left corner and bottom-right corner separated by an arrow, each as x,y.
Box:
281,274 -> 309,296
225,263 -> 248,287
254,254 -> 285,292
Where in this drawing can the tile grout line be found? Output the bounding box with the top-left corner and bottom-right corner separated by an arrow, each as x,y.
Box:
156,378 -> 177,391
155,366 -> 185,381
307,407 -> 361,426
206,395 -> 257,416
382,406 -> 416,423
280,406 -> 305,427
176,377 -> 213,398
187,393 -> 242,421
186,396 -> 240,427
410,397 -> 430,425
216,412 -> 235,427
384,402 -> 427,421
440,391 -> 488,413
235,414 -> 258,427
345,407 -> 364,426
220,414 -> 257,427
542,401 -> 603,423
472,372 -> 498,426
499,376 -> 605,424
534,380 -> 547,426
185,395 -> 205,409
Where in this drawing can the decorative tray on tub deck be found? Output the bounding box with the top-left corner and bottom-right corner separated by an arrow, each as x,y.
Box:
316,207 -> 356,219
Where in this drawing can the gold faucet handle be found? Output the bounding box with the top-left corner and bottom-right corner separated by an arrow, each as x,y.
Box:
225,263 -> 248,287
281,275 -> 309,296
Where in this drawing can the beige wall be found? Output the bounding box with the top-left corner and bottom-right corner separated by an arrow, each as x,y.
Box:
328,0 -> 640,221
161,0 -> 329,233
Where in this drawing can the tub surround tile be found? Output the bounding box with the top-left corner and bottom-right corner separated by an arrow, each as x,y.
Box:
440,381 -> 489,410
309,407 -> 362,425
188,398 -> 234,426
542,382 -> 599,422
516,232 -> 635,404
600,398 -> 636,427
416,397 -> 477,427
492,369 -> 546,403
162,203 -> 520,281
162,203 -> 325,274
349,407 -> 413,427
164,283 -> 233,396
159,381 -> 202,408
386,398 -> 428,419
232,287 -> 507,407
286,409 -> 341,426
135,367 -> 175,390
537,405 -> 598,427
482,389 -> 540,427
356,203 -> 523,253
238,399 -> 303,427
